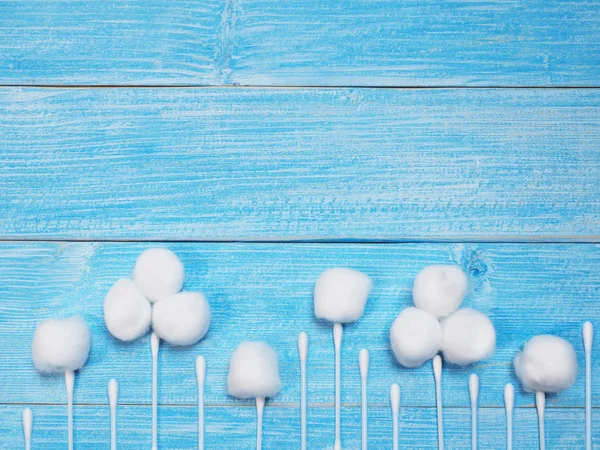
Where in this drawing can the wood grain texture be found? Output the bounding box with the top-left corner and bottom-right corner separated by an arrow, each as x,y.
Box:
1,1 -> 600,86
230,0 -> 600,87
0,241 -> 598,410
1,87 -> 599,241
0,404 -> 597,449
0,0 -> 225,86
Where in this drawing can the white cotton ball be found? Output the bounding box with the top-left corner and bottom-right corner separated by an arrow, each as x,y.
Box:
314,268 -> 372,323
390,307 -> 442,368
514,335 -> 577,393
413,265 -> 468,318
132,248 -> 184,303
104,278 -> 152,341
227,341 -> 281,399
442,308 -> 496,365
152,292 -> 211,346
32,315 -> 91,373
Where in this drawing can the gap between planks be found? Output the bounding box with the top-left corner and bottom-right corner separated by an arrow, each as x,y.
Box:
1,85 -> 600,90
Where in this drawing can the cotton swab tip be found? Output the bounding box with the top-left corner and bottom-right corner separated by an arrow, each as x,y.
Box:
504,383 -> 514,412
298,332 -> 308,362
536,391 -> 546,412
65,369 -> 75,394
390,384 -> 401,413
333,323 -> 343,349
196,355 -> 206,386
469,374 -> 479,405
359,348 -> 369,380
584,321 -> 593,354
433,355 -> 442,381
151,332 -> 160,356
108,379 -> 118,406
22,407 -> 32,434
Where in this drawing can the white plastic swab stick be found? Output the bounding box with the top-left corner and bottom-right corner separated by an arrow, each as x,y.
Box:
469,374 -> 479,450
536,391 -> 545,450
256,396 -> 265,450
298,332 -> 308,450
151,332 -> 160,450
333,323 -> 343,450
433,355 -> 444,450
504,384 -> 514,450
359,349 -> 369,450
390,384 -> 400,450
196,356 -> 206,450
22,408 -> 32,450
584,321 -> 593,450
65,369 -> 75,450
108,379 -> 118,450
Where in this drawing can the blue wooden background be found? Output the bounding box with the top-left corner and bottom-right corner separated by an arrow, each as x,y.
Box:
1,1 -> 599,448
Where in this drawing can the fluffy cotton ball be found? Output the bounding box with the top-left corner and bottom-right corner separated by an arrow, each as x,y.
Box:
442,308 -> 496,365
132,248 -> 184,303
152,292 -> 211,346
228,341 -> 281,399
413,265 -> 468,318
314,268 -> 372,323
104,278 -> 152,341
514,335 -> 577,393
32,315 -> 91,373
390,307 -> 442,368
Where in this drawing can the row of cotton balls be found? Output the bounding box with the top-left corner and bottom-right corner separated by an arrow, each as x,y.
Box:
104,248 -> 210,346
390,265 -> 496,368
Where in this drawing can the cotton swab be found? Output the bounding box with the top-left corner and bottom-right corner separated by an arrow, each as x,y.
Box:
584,321 -> 593,450
227,341 -> 281,450
65,369 -> 75,450
433,355 -> 444,450
151,332 -> 160,450
469,374 -> 479,450
108,379 -> 118,450
536,391 -> 545,450
359,349 -> 369,450
504,383 -> 514,450
390,384 -> 400,450
333,323 -> 343,450
298,332 -> 308,450
256,396 -> 266,449
196,356 -> 206,450
22,408 -> 32,450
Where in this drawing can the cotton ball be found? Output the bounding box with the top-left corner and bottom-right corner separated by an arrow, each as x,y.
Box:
390,307 -> 442,368
132,248 -> 184,303
32,316 -> 91,373
314,268 -> 372,323
442,308 -> 496,365
413,265 -> 468,318
228,341 -> 281,399
514,335 -> 577,393
104,278 -> 152,341
152,292 -> 211,346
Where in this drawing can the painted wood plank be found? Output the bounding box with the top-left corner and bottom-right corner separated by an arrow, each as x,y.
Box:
1,87 -> 599,241
0,404 -> 596,449
0,0 -> 225,86
230,1 -> 600,87
2,1 -> 600,86
0,242 -> 598,409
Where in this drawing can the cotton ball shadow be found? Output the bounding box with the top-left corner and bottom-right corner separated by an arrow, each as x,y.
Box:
514,335 -> 577,393
390,307 -> 442,368
442,308 -> 496,366
228,341 -> 281,399
32,315 -> 91,373
133,248 -> 184,303
314,268 -> 372,323
413,264 -> 468,318
152,292 -> 211,346
104,278 -> 152,342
